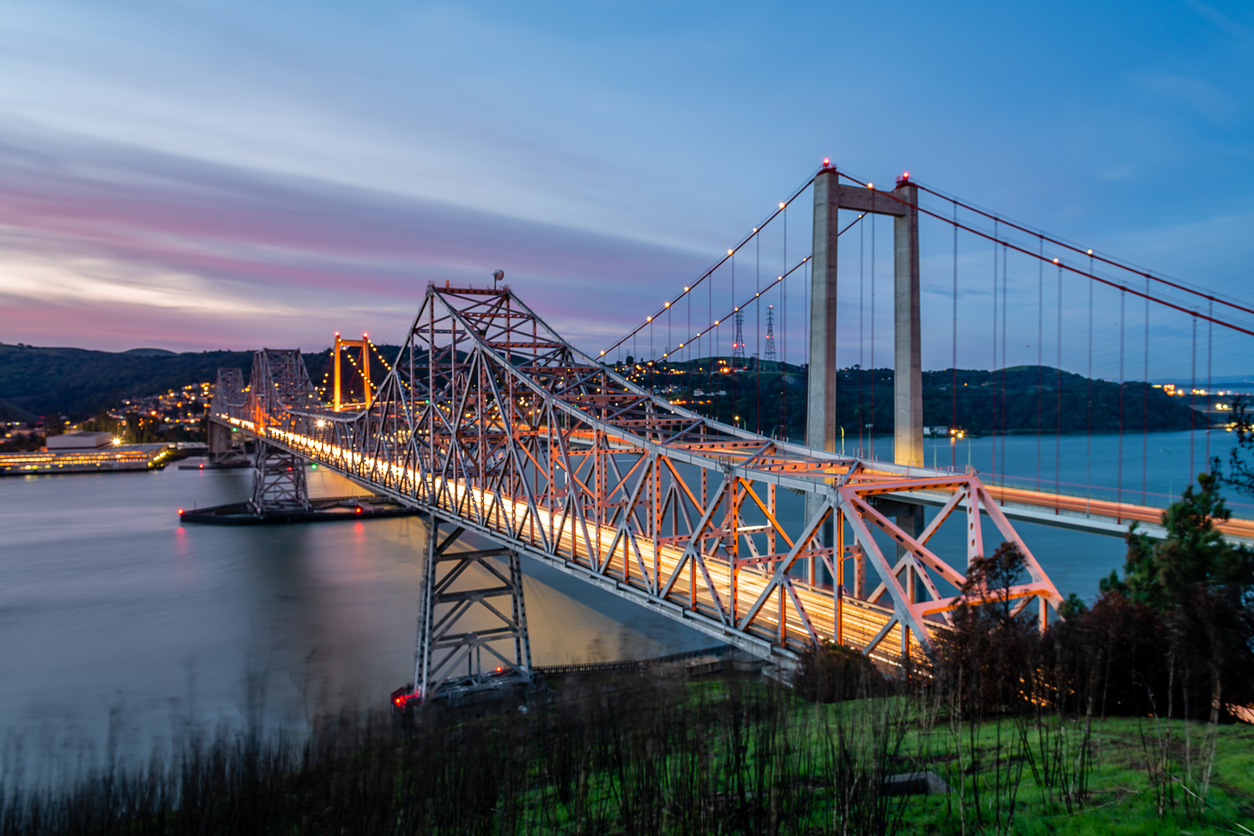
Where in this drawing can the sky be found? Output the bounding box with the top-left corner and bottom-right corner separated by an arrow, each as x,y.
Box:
0,0 -> 1252,379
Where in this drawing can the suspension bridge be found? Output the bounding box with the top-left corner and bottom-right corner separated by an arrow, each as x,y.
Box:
197,161 -> 1254,705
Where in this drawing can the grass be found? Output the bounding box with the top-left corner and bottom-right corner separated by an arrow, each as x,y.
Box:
3,673 -> 1253,835
887,712 -> 1254,834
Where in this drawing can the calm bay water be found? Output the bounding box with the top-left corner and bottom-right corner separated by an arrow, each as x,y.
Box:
1,429 -> 1248,779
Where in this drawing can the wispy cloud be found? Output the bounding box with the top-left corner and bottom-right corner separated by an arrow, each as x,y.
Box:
0,125 -> 711,351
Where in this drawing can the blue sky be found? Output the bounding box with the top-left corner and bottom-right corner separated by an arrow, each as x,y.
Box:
0,0 -> 1251,378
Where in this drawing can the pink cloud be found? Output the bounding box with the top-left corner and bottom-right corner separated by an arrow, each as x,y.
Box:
0,126 -> 711,351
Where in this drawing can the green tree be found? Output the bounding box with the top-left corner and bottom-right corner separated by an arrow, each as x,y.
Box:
1101,473 -> 1254,728
1224,395 -> 1254,497
1102,472 -> 1254,611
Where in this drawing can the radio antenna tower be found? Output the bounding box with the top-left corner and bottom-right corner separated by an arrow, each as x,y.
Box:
732,310 -> 746,363
763,305 -> 777,368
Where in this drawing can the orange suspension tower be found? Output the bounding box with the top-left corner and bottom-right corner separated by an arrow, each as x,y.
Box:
332,332 -> 373,411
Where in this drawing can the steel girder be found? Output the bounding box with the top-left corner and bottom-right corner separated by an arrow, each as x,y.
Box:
210,285 -> 1063,667
414,518 -> 534,702
249,440 -> 311,515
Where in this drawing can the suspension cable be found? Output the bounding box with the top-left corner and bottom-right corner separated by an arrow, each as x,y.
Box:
912,182 -> 1254,321
656,257 -> 811,363
832,173 -> 1254,337
602,173 -> 818,358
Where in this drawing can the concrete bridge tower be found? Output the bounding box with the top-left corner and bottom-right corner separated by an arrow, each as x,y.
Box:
807,164 -> 923,546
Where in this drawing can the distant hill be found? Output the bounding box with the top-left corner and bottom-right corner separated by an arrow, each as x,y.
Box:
0,397 -> 37,423
0,343 -> 402,420
121,347 -> 178,357
1,341 -> 1210,437
640,360 -> 1208,439
0,344 -> 258,419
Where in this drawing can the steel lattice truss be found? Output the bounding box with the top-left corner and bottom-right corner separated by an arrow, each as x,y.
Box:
210,284 -> 1062,666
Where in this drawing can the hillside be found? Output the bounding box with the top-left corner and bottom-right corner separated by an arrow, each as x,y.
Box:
0,343 -> 1209,438
627,360 -> 1207,439
0,344 -> 257,418
0,343 -> 401,419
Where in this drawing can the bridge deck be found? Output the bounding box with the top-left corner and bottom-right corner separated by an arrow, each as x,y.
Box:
263,425 -> 928,665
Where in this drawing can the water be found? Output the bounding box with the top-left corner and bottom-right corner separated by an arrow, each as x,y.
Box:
0,464 -> 717,780
1,429 -> 1249,778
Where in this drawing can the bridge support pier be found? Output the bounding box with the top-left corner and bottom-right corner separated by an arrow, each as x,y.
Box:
208,368 -> 249,466
207,420 -> 247,466
249,440 -> 310,516
413,517 -> 534,704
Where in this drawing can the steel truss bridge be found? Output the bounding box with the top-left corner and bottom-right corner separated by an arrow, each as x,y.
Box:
202,162 -> 1254,704
208,283 -> 1063,703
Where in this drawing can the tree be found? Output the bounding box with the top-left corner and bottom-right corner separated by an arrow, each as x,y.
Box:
1224,395 -> 1254,497
1101,472 -> 1254,722
935,542 -> 1041,716
1102,472 -> 1254,611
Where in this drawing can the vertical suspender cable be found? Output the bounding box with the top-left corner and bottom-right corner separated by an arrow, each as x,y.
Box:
1001,244 -> 1008,487
1143,278 -> 1150,505
991,220 -> 998,483
1086,254 -> 1094,514
756,231 -> 761,433
1037,238 -> 1044,492
870,211 -> 876,458
952,202 -> 958,468
1118,290 -> 1125,517
782,206 -> 788,437
860,218 -> 865,451
1207,301 -> 1213,470
731,253 -> 738,416
803,237 -> 809,439
1056,261 -> 1063,506
1190,317 -> 1198,480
